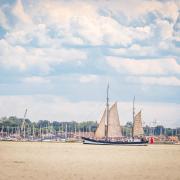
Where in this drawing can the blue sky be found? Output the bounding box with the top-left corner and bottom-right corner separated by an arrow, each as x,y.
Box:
0,0 -> 180,127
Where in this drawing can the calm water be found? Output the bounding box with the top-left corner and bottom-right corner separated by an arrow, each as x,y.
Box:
0,142 -> 180,180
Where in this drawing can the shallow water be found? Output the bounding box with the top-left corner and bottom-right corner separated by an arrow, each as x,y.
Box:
0,142 -> 180,180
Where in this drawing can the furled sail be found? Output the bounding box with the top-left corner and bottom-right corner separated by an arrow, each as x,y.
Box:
107,102 -> 122,138
95,109 -> 106,138
133,111 -> 144,137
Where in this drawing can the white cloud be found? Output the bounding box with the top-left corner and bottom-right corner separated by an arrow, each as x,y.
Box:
126,76 -> 180,87
156,19 -> 173,40
23,0 -> 153,46
173,13 -> 180,41
118,101 -> 180,128
22,76 -> 50,84
106,56 -> 180,75
12,0 -> 32,24
1,0 -> 179,48
0,9 -> 9,29
103,0 -> 179,23
74,16 -> 152,46
9,0 -> 176,53
0,95 -> 104,123
0,95 -> 179,127
0,39 -> 87,72
0,0 -> 179,112
109,44 -> 155,57
79,75 -> 99,83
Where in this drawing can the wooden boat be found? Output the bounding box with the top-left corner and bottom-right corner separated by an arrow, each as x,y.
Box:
82,85 -> 148,146
82,137 -> 148,146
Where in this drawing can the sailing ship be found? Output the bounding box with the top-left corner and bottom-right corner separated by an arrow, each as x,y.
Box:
82,85 -> 148,145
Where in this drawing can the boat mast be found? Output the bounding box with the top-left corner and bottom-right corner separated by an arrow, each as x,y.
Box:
21,109 -> 27,139
106,83 -> 109,139
132,96 -> 135,138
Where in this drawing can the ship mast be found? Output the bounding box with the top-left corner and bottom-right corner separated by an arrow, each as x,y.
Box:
132,96 -> 135,138
21,109 -> 27,139
106,83 -> 109,139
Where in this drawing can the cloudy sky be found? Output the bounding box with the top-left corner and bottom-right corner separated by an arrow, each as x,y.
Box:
0,0 -> 180,127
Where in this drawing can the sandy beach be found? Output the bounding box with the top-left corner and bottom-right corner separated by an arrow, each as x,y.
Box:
0,142 -> 180,180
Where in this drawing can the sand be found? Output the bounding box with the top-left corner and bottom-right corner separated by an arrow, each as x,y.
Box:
0,142 -> 180,180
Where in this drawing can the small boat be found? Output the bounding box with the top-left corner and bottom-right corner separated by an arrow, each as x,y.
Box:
82,85 -> 148,146
174,142 -> 180,145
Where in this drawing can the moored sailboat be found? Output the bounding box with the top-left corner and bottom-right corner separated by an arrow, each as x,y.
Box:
82,85 -> 148,145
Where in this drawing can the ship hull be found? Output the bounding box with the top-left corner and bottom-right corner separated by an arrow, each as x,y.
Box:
82,137 -> 148,146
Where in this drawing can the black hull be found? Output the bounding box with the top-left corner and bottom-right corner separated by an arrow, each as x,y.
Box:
82,137 -> 148,146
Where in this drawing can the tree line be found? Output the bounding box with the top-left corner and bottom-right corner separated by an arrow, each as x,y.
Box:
0,116 -> 98,133
0,116 -> 179,136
